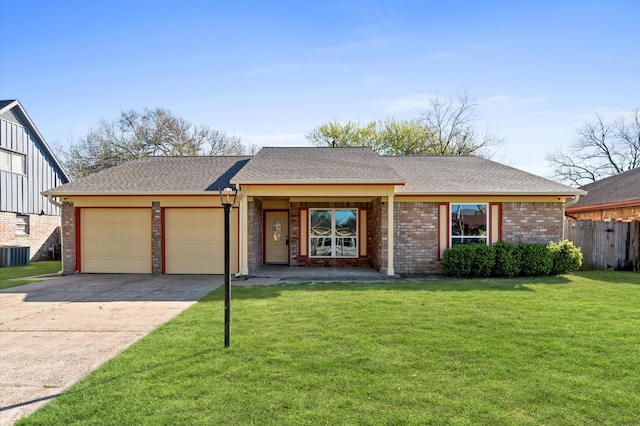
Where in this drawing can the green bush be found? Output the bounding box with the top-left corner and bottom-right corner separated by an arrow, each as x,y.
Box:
442,244 -> 474,277
492,241 -> 522,278
443,240 -> 576,278
519,243 -> 553,277
470,244 -> 496,278
548,240 -> 583,275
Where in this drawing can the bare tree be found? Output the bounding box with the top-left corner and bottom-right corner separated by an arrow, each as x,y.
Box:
61,108 -> 257,179
306,92 -> 503,157
545,109 -> 640,186
418,92 -> 503,157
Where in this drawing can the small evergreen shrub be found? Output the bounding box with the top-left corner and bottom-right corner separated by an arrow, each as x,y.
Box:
519,243 -> 553,277
443,240 -> 577,278
442,244 -> 474,277
492,241 -> 521,278
548,240 -> 583,274
470,244 -> 496,278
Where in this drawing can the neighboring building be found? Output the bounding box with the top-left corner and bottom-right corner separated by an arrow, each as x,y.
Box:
0,100 -> 70,261
43,147 -> 584,276
565,167 -> 640,222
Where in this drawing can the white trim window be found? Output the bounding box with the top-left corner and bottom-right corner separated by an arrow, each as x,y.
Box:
310,209 -> 358,257
450,203 -> 488,246
0,148 -> 26,174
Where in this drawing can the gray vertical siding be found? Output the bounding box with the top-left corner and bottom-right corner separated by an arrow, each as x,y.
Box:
0,114 -> 65,216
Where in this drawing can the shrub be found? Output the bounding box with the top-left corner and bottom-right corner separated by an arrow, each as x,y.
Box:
519,243 -> 553,277
442,244 -> 474,277
492,241 -> 521,278
548,240 -> 583,275
443,240 -> 577,278
470,244 -> 496,278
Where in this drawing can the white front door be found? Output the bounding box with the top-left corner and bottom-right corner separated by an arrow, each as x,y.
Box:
265,211 -> 289,264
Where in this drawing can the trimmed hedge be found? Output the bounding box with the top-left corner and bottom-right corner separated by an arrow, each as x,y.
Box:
493,241 -> 521,278
442,240 -> 582,278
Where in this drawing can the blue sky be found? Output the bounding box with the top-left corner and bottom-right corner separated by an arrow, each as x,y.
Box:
1,0 -> 638,177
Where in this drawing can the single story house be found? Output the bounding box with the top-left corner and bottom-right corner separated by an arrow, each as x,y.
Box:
565,167 -> 640,222
43,147 -> 585,276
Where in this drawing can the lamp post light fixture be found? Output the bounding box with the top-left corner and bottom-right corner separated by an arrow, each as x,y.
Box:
219,186 -> 237,348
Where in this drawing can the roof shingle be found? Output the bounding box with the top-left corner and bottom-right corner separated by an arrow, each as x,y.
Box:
230,147 -> 404,184
570,167 -> 640,208
44,156 -> 251,194
383,156 -> 582,195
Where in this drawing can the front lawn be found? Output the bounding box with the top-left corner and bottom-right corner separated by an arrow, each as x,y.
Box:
18,271 -> 640,425
0,261 -> 62,290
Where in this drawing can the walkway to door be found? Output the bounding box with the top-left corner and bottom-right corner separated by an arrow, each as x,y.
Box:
239,265 -> 399,283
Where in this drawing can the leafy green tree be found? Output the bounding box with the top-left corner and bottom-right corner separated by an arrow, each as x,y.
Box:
62,108 -> 257,179
306,92 -> 503,157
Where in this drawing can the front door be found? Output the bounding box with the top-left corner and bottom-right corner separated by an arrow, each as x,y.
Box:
265,211 -> 289,264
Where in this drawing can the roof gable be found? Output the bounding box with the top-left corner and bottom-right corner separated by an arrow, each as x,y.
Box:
0,100 -> 70,183
231,147 -> 404,185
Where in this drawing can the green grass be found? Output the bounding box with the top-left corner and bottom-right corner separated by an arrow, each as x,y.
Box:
0,261 -> 61,290
18,271 -> 640,425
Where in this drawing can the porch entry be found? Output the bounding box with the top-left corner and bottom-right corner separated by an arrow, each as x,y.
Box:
264,210 -> 289,264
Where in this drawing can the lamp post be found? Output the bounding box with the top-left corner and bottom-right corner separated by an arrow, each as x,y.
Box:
219,186 -> 237,348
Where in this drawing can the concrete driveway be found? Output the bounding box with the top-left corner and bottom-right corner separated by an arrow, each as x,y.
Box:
0,274 -> 222,425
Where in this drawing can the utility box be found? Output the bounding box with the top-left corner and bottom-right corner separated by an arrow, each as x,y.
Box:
0,246 -> 31,267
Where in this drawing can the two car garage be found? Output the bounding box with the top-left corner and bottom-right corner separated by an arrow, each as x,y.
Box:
79,207 -> 238,274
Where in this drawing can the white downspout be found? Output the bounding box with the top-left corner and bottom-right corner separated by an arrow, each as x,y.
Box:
47,194 -> 63,208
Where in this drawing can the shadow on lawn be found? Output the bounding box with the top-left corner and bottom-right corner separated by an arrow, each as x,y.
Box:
203,275 -> 575,301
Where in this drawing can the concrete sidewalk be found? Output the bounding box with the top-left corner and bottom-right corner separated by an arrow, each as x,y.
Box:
0,274 -> 222,426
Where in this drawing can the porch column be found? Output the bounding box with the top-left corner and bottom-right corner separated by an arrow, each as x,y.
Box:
239,193 -> 249,276
387,192 -> 395,276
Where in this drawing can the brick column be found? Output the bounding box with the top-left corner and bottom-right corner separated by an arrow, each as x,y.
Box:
151,202 -> 162,274
61,202 -> 76,275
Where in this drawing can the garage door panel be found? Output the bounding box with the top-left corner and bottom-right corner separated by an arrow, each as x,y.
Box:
165,208 -> 238,274
81,209 -> 152,273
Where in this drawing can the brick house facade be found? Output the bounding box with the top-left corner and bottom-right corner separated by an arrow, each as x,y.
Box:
45,148 -> 583,276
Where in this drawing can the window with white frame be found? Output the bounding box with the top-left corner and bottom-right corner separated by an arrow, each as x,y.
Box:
450,203 -> 488,245
16,215 -> 29,235
0,148 -> 26,174
310,209 -> 358,257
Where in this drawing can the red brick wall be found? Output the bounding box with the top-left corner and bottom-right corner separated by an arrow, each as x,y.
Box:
502,202 -> 564,243
393,202 -> 441,275
0,210 -> 61,261
151,202 -> 162,274
247,198 -> 263,272
61,202 -> 76,274
368,197 -> 387,272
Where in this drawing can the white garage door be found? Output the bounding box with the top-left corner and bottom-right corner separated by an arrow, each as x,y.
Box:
81,208 -> 152,273
164,208 -> 238,274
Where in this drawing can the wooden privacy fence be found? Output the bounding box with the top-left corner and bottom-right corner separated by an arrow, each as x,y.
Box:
564,220 -> 639,271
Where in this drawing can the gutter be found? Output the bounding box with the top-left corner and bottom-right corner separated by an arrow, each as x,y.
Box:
46,194 -> 63,208
562,194 -> 582,209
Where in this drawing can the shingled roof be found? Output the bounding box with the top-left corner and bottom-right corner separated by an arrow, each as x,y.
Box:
230,147 -> 404,185
44,147 -> 585,197
569,167 -> 640,208
383,156 -> 583,195
44,156 -> 251,195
